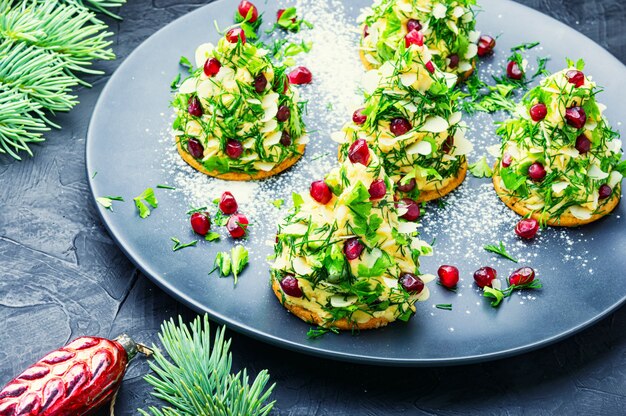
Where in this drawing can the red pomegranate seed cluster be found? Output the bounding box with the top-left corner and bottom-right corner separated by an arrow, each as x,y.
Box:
188,192 -> 248,239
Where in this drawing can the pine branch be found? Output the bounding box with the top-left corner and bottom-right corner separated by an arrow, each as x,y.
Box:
0,41 -> 78,112
0,1 -> 116,79
139,315 -> 276,416
0,0 -> 120,159
58,0 -> 127,20
0,90 -> 48,159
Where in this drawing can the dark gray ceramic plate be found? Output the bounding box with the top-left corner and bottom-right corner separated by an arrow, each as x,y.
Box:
87,0 -> 626,365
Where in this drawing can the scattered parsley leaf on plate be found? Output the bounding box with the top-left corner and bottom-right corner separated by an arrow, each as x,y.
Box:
272,199 -> 284,209
134,187 -> 158,219
171,237 -> 198,252
96,196 -> 124,211
179,56 -> 193,72
307,326 -> 339,339
469,156 -> 493,178
205,232 -> 220,242
231,246 -> 249,284
212,252 -> 232,277
484,241 -> 518,263
483,286 -> 505,307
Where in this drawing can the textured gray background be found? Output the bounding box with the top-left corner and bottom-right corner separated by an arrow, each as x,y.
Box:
0,0 -> 625,414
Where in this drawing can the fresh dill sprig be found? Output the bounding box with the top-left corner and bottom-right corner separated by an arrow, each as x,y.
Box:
307,326 -> 340,339
140,315 -> 275,416
484,241 -> 519,263
171,237 -> 198,252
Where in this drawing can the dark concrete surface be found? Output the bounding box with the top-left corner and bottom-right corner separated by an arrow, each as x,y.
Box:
0,0 -> 625,414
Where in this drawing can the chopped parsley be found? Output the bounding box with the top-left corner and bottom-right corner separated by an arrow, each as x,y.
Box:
484,241 -> 518,263
96,196 -> 124,211
179,56 -> 193,72
231,245 -> 249,284
171,237 -> 198,252
134,187 -> 158,219
205,232 -> 220,242
307,326 -> 339,339
468,156 -> 493,178
272,199 -> 284,209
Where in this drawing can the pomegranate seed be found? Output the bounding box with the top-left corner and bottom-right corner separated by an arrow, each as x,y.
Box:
204,58 -> 221,77
238,0 -> 258,23
407,19 -> 422,32
528,162 -> 546,182
565,106 -> 587,129
502,153 -> 513,168
425,61 -> 435,73
474,266 -> 497,288
400,273 -> 424,293
599,184 -> 613,200
566,70 -> 585,87
397,177 -> 416,193
187,138 -> 204,159
477,35 -> 496,57
288,66 -> 313,84
508,267 -> 535,286
254,73 -> 267,93
405,29 -> 424,47
397,198 -> 420,221
280,131 -> 292,146
448,54 -> 460,69
352,108 -> 367,125
276,105 -> 291,122
390,117 -> 412,136
368,179 -> 387,200
190,212 -> 211,236
219,192 -> 238,214
225,139 -> 244,159
442,135 -> 454,154
507,60 -> 523,80
280,275 -> 303,297
348,139 -> 370,166
344,238 -> 365,260
310,180 -> 332,204
575,134 -> 591,154
529,103 -> 547,121
437,265 -> 459,289
515,218 -> 539,239
187,96 -> 203,117
226,213 -> 249,238
226,28 -> 246,44
363,25 -> 370,38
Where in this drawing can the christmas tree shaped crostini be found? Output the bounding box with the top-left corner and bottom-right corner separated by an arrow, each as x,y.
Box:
336,41 -> 472,202
359,0 -> 479,80
493,62 -> 624,226
271,145 -> 434,330
172,28 -> 308,180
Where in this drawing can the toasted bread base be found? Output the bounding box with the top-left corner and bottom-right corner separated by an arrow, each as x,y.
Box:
358,48 -> 475,82
176,137 -> 305,181
417,159 -> 468,203
271,279 -> 392,330
492,170 -> 621,227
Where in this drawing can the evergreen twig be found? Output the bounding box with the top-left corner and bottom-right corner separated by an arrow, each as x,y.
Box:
0,0 -> 122,159
139,315 -> 276,416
